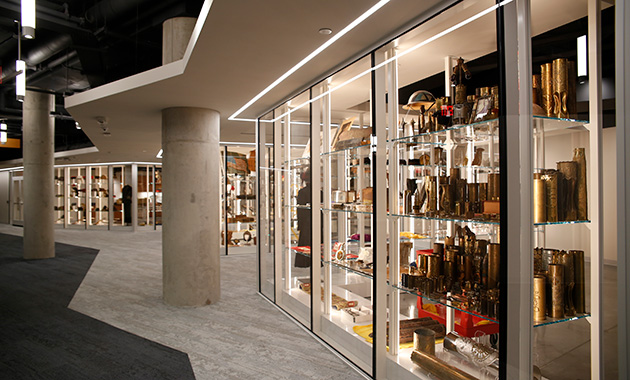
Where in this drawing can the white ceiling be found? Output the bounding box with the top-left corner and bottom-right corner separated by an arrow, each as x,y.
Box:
59,0 -> 591,166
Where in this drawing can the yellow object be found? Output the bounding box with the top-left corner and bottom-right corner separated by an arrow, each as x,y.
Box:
352,324 -> 441,349
400,231 -> 426,239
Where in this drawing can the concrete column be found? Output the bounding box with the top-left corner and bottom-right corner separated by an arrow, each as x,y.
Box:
23,90 -> 55,260
162,17 -> 196,65
162,107 -> 220,306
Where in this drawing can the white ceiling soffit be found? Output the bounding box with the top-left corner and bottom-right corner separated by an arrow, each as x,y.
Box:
64,0 -> 591,165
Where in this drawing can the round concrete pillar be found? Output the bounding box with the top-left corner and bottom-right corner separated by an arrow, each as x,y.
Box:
23,90 -> 55,260
162,17 -> 196,65
162,107 -> 220,306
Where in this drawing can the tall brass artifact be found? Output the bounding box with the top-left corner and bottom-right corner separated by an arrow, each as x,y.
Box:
488,243 -> 500,289
533,275 -> 546,322
533,173 -> 546,223
541,63 -> 554,117
552,58 -> 569,118
560,251 -> 576,316
573,148 -> 588,220
572,250 -> 586,313
542,170 -> 559,222
557,161 -> 578,221
549,264 -> 564,318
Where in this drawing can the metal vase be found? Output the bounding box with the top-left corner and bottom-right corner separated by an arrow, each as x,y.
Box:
560,251 -> 576,316
557,161 -> 578,221
534,275 -> 547,322
541,63 -> 554,117
533,173 -> 546,223
573,148 -> 588,220
572,250 -> 586,313
488,243 -> 500,289
542,170 -> 559,222
549,264 -> 564,318
552,58 -> 569,118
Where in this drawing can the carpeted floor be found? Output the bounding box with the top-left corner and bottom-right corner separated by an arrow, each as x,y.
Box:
0,233 -> 196,380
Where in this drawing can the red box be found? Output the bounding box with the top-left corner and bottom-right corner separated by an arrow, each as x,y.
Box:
416,297 -> 499,337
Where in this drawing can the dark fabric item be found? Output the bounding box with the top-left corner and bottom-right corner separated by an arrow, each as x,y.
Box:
122,184 -> 132,224
0,233 -> 196,380
295,183 -> 312,268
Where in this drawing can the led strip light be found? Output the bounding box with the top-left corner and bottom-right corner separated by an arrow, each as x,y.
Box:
228,0 -> 391,122
231,0 -> 513,124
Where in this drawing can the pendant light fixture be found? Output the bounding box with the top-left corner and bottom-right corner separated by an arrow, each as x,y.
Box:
16,59 -> 25,102
21,0 -> 36,39
1,123 -> 7,144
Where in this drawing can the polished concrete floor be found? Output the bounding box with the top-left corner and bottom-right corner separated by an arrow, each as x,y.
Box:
0,224 -> 620,379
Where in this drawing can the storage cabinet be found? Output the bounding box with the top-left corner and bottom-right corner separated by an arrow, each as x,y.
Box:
256,0 -> 604,378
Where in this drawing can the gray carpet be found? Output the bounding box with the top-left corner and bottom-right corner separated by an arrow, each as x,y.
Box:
0,233 -> 196,380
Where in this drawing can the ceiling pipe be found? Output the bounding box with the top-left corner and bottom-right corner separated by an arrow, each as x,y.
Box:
84,0 -> 153,26
25,34 -> 72,66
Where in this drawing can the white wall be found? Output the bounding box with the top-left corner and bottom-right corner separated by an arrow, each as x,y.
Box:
0,171 -> 9,224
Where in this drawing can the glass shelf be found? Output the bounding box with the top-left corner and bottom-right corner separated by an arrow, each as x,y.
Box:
321,144 -> 371,157
533,116 -> 588,132
289,247 -> 312,259
533,313 -> 590,327
285,204 -> 312,210
321,206 -> 374,215
389,212 -> 500,226
323,259 -> 374,280
391,282 -> 499,324
390,118 -> 499,144
283,157 -> 310,167
534,219 -> 591,226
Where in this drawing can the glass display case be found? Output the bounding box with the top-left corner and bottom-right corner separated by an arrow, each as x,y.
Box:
257,0 -> 604,379
67,167 -> 86,227
54,167 -> 65,226
88,166 -> 109,228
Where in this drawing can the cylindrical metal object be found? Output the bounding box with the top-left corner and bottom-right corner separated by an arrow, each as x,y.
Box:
444,261 -> 455,282
572,249 -> 586,313
488,173 -> 500,201
440,184 -> 453,215
573,148 -> 588,220
557,161 -> 578,221
542,170 -> 559,222
488,243 -> 500,289
427,176 -> 438,214
450,168 -> 461,180
433,243 -> 445,258
410,350 -> 479,380
467,183 -> 479,203
533,174 -> 546,223
534,248 -> 543,274
549,264 -> 564,318
443,332 -> 499,369
533,275 -> 547,322
413,328 -> 436,355
552,58 -> 569,118
541,63 -> 554,117
418,254 -> 428,277
427,254 -> 441,278
532,74 -> 542,106
560,251 -> 576,316
400,242 -> 413,268
479,183 -> 488,202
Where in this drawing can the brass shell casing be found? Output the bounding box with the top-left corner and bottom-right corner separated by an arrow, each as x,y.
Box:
573,148 -> 588,220
541,63 -> 554,117
549,264 -> 564,318
488,243 -> 500,289
413,328 -> 436,355
426,176 -> 438,213
479,183 -> 488,202
552,58 -> 569,118
533,74 -> 542,106
534,275 -> 547,322
467,183 -> 479,203
445,236 -> 456,248
560,251 -> 576,316
450,168 -> 461,180
534,175 -> 547,223
400,242 -> 413,268
410,350 -> 479,380
427,254 -> 441,279
557,161 -> 578,221
542,170 -> 559,222
488,173 -> 500,201
572,250 -> 586,313
433,243 -> 445,259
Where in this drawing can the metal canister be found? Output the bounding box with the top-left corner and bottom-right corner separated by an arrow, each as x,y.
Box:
426,176 -> 438,214
549,264 -> 564,318
433,243 -> 445,258
532,74 -> 542,106
573,148 -> 588,220
533,275 -> 547,322
467,183 -> 479,203
413,328 -> 436,355
573,250 -> 587,312
541,62 -> 554,117
427,254 -> 441,278
488,173 -> 500,201
542,170 -> 559,222
488,243 -> 500,289
552,58 -> 569,118
479,183 -> 488,202
450,168 -> 461,180
533,173 -> 546,223
560,251 -> 576,316
557,161 -> 578,221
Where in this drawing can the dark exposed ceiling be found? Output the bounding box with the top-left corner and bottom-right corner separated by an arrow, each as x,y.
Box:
0,0 -> 204,161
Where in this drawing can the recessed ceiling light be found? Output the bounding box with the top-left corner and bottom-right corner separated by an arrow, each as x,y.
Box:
319,28 -> 332,35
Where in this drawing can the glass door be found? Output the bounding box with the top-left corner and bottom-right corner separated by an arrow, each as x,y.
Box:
11,171 -> 24,226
